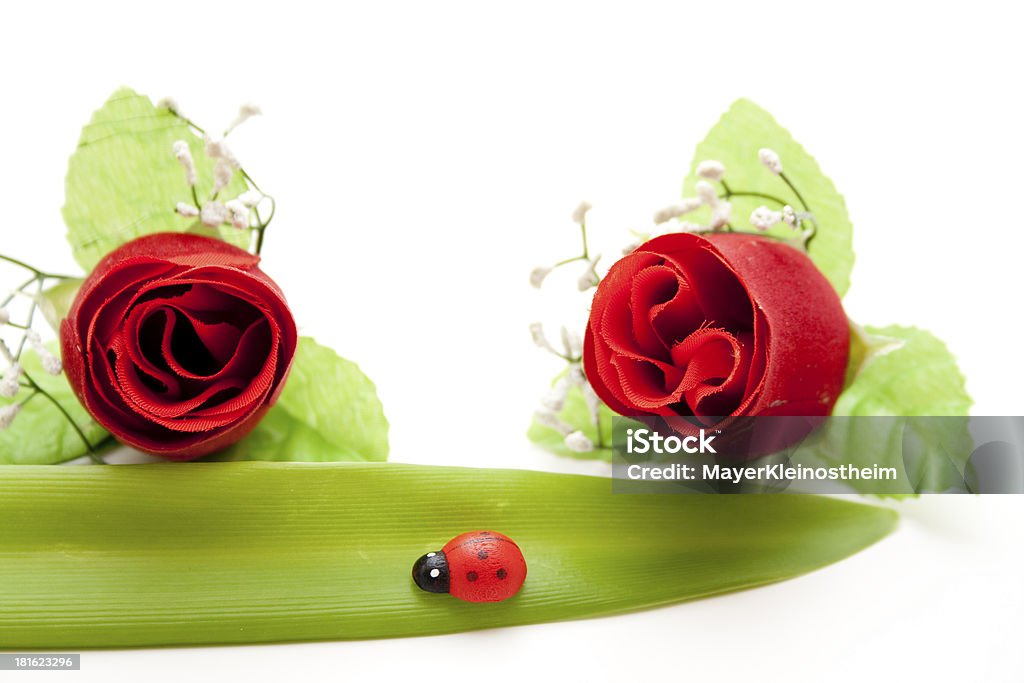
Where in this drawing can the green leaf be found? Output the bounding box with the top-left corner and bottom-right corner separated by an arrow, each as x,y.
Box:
835,325 -> 971,417
790,325 -> 973,494
63,88 -> 250,272
214,337 -> 389,462
527,373 -> 617,460
683,99 -> 854,297
0,462 -> 896,648
36,278 -> 83,332
0,342 -> 109,465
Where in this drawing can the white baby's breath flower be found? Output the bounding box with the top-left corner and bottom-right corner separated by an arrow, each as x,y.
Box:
709,200 -> 732,230
212,159 -> 234,194
782,205 -> 797,228
227,103 -> 262,133
224,199 -> 249,229
238,190 -> 263,208
758,148 -> 783,175
0,362 -> 21,399
200,201 -> 228,227
157,97 -> 180,114
622,240 -> 641,255
175,202 -> 199,218
696,160 -> 726,181
0,338 -> 13,363
534,409 -> 573,435
564,430 -> 595,452
172,140 -> 197,186
0,307 -> 9,326
653,197 -> 702,225
0,403 -> 20,430
695,181 -> 719,206
529,322 -> 557,355
530,266 -> 553,289
571,200 -> 592,225
750,205 -> 783,231
204,136 -> 240,169
42,354 -> 62,376
24,330 -> 62,376
540,377 -> 569,413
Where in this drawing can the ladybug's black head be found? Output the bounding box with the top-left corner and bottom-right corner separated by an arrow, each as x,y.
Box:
412,551 -> 450,594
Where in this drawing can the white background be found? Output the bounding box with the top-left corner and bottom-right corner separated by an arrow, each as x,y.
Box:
2,1 -> 1023,681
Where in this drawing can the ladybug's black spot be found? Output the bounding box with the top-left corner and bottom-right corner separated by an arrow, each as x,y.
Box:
466,571 -> 478,582
477,550 -> 489,560
497,568 -> 508,580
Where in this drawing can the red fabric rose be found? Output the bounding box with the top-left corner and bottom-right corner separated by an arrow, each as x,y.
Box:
583,232 -> 848,432
61,233 -> 297,460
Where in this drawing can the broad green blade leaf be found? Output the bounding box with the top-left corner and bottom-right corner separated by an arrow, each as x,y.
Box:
683,99 -> 854,297
792,325 -> 973,494
0,463 -> 896,648
0,342 -> 109,465
527,377 -> 617,460
63,88 -> 250,271
214,337 -> 389,462
37,278 -> 83,332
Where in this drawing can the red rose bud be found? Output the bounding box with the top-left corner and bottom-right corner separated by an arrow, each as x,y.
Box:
583,232 -> 848,437
60,233 -> 298,460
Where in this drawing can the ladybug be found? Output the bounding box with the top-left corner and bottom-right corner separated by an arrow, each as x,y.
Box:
412,530 -> 527,602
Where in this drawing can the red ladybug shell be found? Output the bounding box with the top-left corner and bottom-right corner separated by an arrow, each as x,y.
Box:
443,531 -> 527,603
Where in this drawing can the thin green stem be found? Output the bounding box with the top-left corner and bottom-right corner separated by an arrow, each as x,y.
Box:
0,255 -> 77,282
724,190 -> 790,206
22,372 -> 103,464
779,172 -> 810,213
580,222 -> 590,260
14,279 -> 42,359
2,276 -> 37,308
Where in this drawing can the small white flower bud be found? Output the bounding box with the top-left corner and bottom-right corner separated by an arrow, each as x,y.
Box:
709,200 -> 732,230
782,205 -> 798,228
564,430 -> 595,452
200,201 -> 228,227
571,201 -> 592,225
750,206 -> 783,231
0,403 -> 21,430
534,409 -> 573,436
540,377 -> 569,413
212,158 -> 234,194
42,354 -> 62,376
0,308 -> 8,326
172,140 -> 197,186
0,362 -> 21,398
0,378 -> 18,399
238,190 -> 263,208
224,199 -> 249,230
227,103 -> 262,132
695,181 -> 719,206
529,322 -> 557,355
204,136 -> 240,169
696,160 -> 726,181
175,202 -> 199,218
0,339 -> 13,363
157,97 -> 180,114
566,363 -> 586,388
758,148 -> 783,175
653,197 -> 703,225
530,266 -> 553,289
